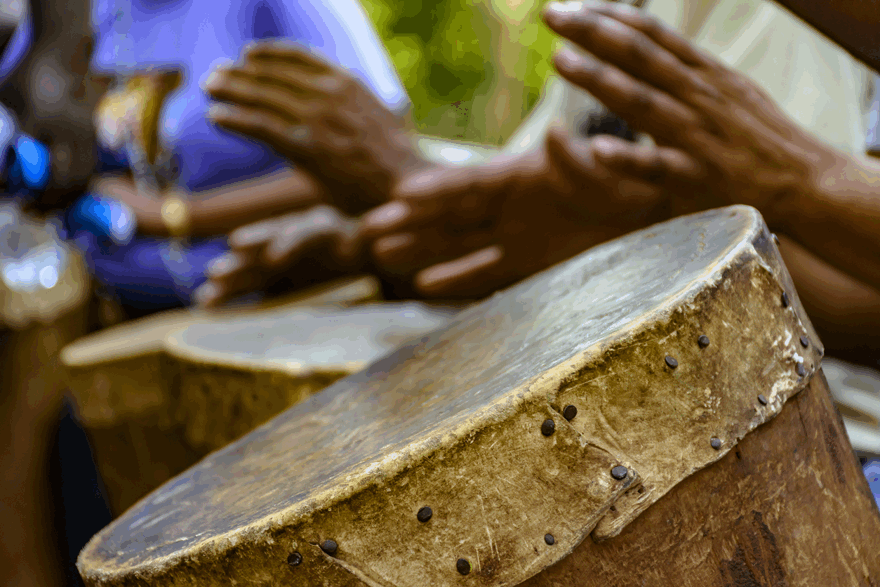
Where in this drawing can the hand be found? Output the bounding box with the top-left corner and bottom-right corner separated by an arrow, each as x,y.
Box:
193,205 -> 367,308
541,1 -> 840,228
203,41 -> 427,215
361,128 -> 681,298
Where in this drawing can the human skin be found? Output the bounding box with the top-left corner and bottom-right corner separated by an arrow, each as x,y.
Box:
541,0 -> 880,293
203,42 -> 430,214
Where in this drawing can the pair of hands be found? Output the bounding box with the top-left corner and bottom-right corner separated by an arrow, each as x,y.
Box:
196,1 -> 835,306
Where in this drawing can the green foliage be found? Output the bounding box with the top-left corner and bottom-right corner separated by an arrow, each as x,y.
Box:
359,0 -> 559,144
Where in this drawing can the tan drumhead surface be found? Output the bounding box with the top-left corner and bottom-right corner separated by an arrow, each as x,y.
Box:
165,303 -> 458,374
60,275 -> 381,366
81,206 -> 817,585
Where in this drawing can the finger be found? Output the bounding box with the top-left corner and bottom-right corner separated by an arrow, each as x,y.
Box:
363,163 -> 516,237
552,47 -> 724,151
361,185 -> 470,237
207,103 -> 314,154
371,227 -> 496,277
205,70 -> 320,123
198,268 -> 270,308
414,245 -> 511,299
544,1 -> 716,70
590,135 -> 703,183
228,216 -> 283,250
265,206 -> 360,266
204,250 -> 255,280
546,11 -> 720,108
241,40 -> 332,73
545,126 -> 610,183
192,280 -> 224,308
207,61 -> 337,101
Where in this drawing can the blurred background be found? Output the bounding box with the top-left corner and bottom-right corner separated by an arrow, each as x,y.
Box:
360,0 -> 557,145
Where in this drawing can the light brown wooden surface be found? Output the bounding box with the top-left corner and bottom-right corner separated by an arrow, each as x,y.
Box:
78,206 -> 854,587
523,372 -> 880,586
1,304 -> 90,587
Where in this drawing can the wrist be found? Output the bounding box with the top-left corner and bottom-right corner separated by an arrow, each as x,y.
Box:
764,150 -> 846,235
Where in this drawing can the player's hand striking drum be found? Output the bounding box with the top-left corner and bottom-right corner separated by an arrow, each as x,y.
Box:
78,207 -> 880,586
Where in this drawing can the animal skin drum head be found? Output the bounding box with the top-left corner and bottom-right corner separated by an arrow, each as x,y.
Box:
79,206 -> 822,587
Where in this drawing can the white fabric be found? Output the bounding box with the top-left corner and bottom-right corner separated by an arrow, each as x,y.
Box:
508,0 -> 875,159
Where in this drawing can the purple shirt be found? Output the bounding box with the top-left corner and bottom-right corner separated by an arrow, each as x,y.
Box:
82,0 -> 408,310
90,0 -> 409,191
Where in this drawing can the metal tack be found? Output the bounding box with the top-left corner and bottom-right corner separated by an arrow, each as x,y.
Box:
562,405 -> 578,421
800,336 -> 809,348
772,233 -> 780,246
541,419 -> 556,436
611,465 -> 628,480
544,534 -> 556,546
456,558 -> 471,576
320,540 -> 338,556
697,335 -> 710,349
665,355 -> 678,369
287,552 -> 303,567
796,361 -> 806,377
781,291 -> 790,308
757,394 -> 768,406
417,506 -> 433,523
710,437 -> 722,450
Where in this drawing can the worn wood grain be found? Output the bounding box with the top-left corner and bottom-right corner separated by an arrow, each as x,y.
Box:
78,207 -> 838,586
523,372 -> 880,586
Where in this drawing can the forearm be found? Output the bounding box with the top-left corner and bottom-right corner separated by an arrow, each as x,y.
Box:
187,167 -> 327,235
777,234 -> 880,364
777,154 -> 880,291
92,167 -> 328,237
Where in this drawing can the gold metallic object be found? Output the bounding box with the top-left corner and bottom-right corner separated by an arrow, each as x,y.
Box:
160,194 -> 191,238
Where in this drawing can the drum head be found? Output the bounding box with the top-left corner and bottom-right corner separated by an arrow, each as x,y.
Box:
79,207 -> 822,587
165,302 -> 458,375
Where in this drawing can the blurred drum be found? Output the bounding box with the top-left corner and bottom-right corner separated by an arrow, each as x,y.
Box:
78,207 -> 880,586
61,275 -> 385,513
164,302 -> 457,456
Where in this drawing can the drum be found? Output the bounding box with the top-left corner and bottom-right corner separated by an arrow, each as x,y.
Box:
163,302 -> 457,456
823,357 -> 880,458
78,206 -> 880,586
61,275 -> 382,513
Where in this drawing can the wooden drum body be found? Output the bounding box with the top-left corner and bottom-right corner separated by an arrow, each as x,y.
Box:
78,207 -> 880,586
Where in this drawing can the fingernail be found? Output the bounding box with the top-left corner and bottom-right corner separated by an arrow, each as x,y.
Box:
364,202 -> 408,229
193,282 -> 219,305
207,254 -> 238,277
546,1 -> 585,14
375,233 -> 413,255
207,103 -> 233,118
591,136 -> 616,157
556,47 -> 597,72
203,71 -> 219,89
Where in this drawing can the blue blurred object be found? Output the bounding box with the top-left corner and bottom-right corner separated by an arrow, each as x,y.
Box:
68,193 -> 136,251
864,460 -> 880,510
6,134 -> 51,193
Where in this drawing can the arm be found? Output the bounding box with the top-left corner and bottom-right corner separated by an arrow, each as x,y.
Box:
91,166 -> 328,237
543,2 -> 880,291
778,156 -> 880,292
778,234 -> 880,363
